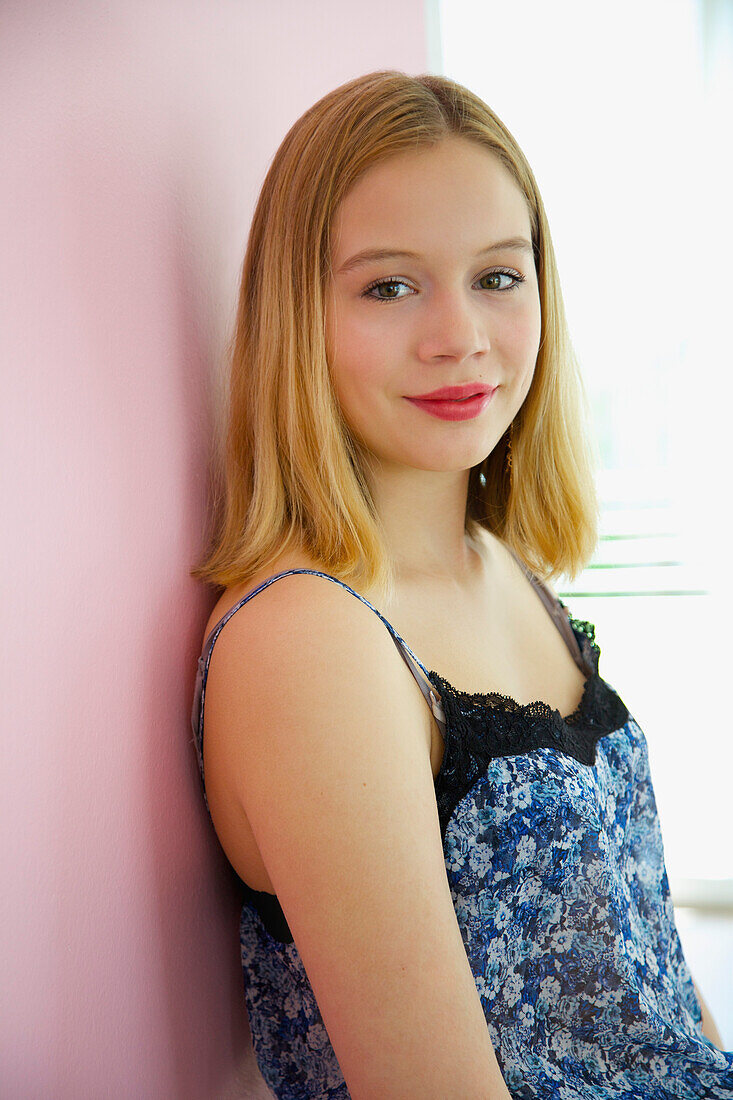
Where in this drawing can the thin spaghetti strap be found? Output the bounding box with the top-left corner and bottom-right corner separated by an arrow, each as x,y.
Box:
200,570 -> 428,678
193,570 -> 445,755
504,547 -> 587,672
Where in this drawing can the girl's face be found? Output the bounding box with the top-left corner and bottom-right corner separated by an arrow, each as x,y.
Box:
325,136 -> 542,476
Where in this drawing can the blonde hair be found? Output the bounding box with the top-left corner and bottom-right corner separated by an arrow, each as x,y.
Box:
191,70 -> 599,604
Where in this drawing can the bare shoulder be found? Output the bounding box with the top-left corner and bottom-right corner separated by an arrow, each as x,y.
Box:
208,562 -> 397,676
200,560 -> 509,1096
202,553 -> 320,642
204,557 -> 391,665
204,563 -> 426,767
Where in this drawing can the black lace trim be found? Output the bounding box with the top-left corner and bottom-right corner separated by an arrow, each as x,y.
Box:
431,614 -> 630,847
243,613 -> 629,945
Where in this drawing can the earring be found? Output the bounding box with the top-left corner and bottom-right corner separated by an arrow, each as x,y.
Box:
506,423 -> 513,472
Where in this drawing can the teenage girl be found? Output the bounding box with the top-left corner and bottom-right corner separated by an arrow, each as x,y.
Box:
191,70 -> 731,1099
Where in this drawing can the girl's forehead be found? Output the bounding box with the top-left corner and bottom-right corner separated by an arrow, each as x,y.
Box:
347,138 -> 510,192
331,146 -> 531,262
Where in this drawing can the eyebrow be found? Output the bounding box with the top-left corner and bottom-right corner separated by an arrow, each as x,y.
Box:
336,236 -> 535,275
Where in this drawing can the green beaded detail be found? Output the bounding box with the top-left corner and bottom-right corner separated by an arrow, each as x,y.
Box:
567,614 -> 600,665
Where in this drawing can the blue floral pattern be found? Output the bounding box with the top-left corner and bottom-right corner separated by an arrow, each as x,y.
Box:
191,570 -> 733,1098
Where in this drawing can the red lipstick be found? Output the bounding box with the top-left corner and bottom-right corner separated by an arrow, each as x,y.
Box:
409,382 -> 495,401
405,382 -> 497,421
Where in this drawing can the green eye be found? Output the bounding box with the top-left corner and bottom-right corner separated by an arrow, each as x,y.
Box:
476,269 -> 525,292
367,281 -> 402,299
361,278 -> 411,302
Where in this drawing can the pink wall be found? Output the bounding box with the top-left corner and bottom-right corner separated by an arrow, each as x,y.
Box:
1,2 -> 428,1096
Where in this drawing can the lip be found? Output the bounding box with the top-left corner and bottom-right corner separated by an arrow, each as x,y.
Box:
405,391 -> 495,421
409,383 -> 495,401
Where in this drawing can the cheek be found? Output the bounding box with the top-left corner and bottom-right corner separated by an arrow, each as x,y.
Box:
329,315 -> 391,403
504,296 -> 541,376
328,339 -> 386,442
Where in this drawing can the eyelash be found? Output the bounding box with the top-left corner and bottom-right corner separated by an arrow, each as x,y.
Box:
361,268 -> 526,304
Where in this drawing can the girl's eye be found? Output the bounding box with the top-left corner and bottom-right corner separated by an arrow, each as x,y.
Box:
477,270 -> 525,292
361,268 -> 526,304
362,278 -> 411,302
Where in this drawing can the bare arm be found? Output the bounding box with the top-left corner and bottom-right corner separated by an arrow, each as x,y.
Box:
205,575 -> 513,1100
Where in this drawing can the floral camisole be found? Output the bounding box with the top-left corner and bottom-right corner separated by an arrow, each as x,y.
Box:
191,563 -> 733,1099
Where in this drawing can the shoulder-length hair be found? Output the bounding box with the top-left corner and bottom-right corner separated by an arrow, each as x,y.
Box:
191,70 -> 599,603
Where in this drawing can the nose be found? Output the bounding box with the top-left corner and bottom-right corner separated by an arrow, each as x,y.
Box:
415,288 -> 491,364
